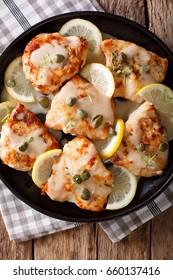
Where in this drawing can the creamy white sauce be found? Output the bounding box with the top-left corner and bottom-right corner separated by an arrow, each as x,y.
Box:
160,114 -> 173,140
57,79 -> 114,126
1,87 -> 54,114
122,44 -> 151,64
46,137 -> 112,207
1,30 -> 172,157
2,125 -> 49,157
115,99 -> 140,121
122,43 -> 156,85
86,32 -> 112,64
115,98 -> 173,140
31,43 -> 68,69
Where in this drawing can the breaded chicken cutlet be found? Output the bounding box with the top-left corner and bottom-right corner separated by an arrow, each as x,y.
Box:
22,33 -> 88,94
111,101 -> 169,177
0,103 -> 59,171
101,39 -> 168,103
42,136 -> 113,211
45,75 -> 115,140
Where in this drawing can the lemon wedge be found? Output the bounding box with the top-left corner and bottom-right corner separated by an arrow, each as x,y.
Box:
106,165 -> 137,210
0,101 -> 16,131
80,63 -> 115,98
4,56 -> 36,103
94,118 -> 124,159
137,83 -> 173,117
59,18 -> 102,62
32,149 -> 62,188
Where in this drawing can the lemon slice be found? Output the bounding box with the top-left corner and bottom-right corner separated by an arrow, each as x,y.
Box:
59,18 -> 102,60
94,118 -> 124,159
4,56 -> 35,103
32,149 -> 62,188
137,83 -> 173,117
80,63 -> 115,98
106,165 -> 137,210
0,101 -> 16,131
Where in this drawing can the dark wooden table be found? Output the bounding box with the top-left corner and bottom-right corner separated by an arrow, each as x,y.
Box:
0,0 -> 173,260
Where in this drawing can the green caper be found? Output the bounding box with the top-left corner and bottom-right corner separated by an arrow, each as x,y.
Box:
118,52 -> 127,64
159,142 -> 168,152
77,109 -> 88,119
54,54 -> 65,63
66,97 -> 77,107
73,174 -> 82,184
142,65 -> 150,72
81,169 -> 90,181
136,142 -> 145,152
80,188 -> 91,200
38,96 -> 50,108
18,142 -> 28,152
5,78 -> 16,88
91,114 -> 103,129
108,126 -> 117,135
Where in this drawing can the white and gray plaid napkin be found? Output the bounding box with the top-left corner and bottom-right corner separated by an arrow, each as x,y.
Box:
0,0 -> 173,243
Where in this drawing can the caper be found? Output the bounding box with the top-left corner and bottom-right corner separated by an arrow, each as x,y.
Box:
18,142 -> 28,152
38,96 -> 50,108
136,142 -> 145,152
118,52 -> 127,64
159,142 -> 168,152
77,109 -> 88,119
91,114 -> 103,129
108,126 -> 117,135
142,65 -> 150,72
6,78 -> 16,88
29,136 -> 34,143
73,174 -> 82,184
80,188 -> 91,200
66,97 -> 77,107
81,169 -> 90,181
54,54 -> 65,63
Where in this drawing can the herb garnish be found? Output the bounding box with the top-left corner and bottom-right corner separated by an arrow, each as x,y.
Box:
141,154 -> 158,167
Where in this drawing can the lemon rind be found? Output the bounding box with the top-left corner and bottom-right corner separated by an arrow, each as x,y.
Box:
59,18 -> 102,55
80,63 -> 115,98
4,56 -> 35,103
106,166 -> 137,210
32,149 -> 62,188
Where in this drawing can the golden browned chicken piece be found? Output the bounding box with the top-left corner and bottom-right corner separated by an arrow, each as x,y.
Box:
0,103 -> 59,171
101,39 -> 168,103
45,75 -> 115,140
22,33 -> 88,94
111,101 -> 169,177
42,136 -> 113,211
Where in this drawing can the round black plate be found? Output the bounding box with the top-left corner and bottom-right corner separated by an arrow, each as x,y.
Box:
0,11 -> 173,222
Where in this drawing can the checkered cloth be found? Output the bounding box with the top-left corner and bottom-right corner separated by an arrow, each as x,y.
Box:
0,0 -> 173,243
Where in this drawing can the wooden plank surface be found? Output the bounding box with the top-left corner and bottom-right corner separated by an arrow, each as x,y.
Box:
98,0 -> 146,25
0,0 -> 173,260
147,0 -> 173,260
0,213 -> 32,260
147,0 -> 173,50
151,207 -> 173,260
34,224 -> 97,260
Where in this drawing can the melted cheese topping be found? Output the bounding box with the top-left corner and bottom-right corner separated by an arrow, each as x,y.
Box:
2,125 -> 49,157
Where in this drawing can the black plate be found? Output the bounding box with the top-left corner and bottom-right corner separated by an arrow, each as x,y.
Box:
1,11 -> 173,222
